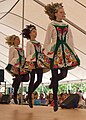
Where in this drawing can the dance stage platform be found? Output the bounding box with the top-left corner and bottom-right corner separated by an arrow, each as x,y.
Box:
0,104 -> 85,120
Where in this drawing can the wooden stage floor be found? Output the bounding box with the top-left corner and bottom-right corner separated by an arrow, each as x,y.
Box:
0,104 -> 86,120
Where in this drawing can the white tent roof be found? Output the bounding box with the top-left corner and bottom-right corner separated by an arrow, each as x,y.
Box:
0,0 -> 86,85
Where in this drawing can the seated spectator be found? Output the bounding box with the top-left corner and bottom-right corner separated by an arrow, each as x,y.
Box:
48,93 -> 54,106
34,91 -> 41,106
17,93 -> 22,104
78,90 -> 86,108
34,91 -> 38,100
0,92 -> 3,103
39,93 -> 48,106
58,93 -> 68,106
34,99 -> 41,106
10,95 -> 15,104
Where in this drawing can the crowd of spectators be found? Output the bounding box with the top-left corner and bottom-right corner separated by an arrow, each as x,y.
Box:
0,89 -> 86,109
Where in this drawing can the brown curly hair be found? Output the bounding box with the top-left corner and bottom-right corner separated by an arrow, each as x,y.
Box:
44,2 -> 63,20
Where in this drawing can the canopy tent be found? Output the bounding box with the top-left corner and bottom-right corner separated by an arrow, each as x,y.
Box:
0,0 -> 86,86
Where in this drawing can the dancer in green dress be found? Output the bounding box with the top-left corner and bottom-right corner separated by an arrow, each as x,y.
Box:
5,35 -> 25,104
43,2 -> 80,112
22,25 -> 44,108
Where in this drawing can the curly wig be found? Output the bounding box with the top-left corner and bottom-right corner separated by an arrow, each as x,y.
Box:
5,35 -> 18,46
22,24 -> 36,39
44,2 -> 63,20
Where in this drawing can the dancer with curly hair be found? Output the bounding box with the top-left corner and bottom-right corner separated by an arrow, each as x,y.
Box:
22,25 -> 44,108
43,2 -> 80,112
5,35 -> 25,104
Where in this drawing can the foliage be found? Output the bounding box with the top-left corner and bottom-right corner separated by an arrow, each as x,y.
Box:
6,82 -> 86,95
35,82 -> 86,95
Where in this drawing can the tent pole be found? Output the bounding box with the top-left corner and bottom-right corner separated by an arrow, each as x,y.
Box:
67,81 -> 69,93
41,83 -> 44,92
69,83 -> 71,92
21,0 -> 25,104
80,79 -> 83,91
22,0 -> 25,48
33,0 -> 86,35
33,0 -> 45,7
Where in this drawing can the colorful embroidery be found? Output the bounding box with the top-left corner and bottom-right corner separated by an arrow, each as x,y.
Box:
6,47 -> 26,75
51,25 -> 80,69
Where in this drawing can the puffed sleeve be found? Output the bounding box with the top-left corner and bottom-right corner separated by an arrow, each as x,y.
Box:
67,26 -> 76,54
26,41 -> 35,61
9,47 -> 19,65
43,23 -> 53,48
26,41 -> 31,59
43,23 -> 57,49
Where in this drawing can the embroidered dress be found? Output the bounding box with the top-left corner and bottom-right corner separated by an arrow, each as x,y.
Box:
39,49 -> 51,69
51,25 -> 80,69
25,40 -> 41,70
5,47 -> 25,75
43,21 -> 80,69
25,40 -> 49,71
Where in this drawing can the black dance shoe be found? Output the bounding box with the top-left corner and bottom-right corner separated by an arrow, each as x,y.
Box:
28,99 -> 33,108
53,100 -> 58,112
14,97 -> 18,104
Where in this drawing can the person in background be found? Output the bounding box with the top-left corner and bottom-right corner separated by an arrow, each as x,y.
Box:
34,91 -> 41,106
43,2 -> 80,112
78,90 -> 86,108
48,93 -> 54,106
22,25 -> 44,108
76,87 -> 80,93
5,35 -> 25,104
0,92 -> 3,103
